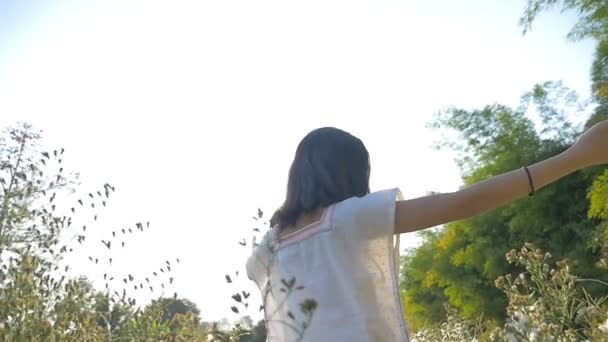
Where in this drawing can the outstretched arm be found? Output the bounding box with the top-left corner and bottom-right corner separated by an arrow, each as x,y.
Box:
395,120 -> 608,234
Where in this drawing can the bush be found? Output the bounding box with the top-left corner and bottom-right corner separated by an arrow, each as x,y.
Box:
412,242 -> 608,341
0,123 -> 265,341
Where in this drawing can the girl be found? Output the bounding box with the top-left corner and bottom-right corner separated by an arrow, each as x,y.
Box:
246,121 -> 608,341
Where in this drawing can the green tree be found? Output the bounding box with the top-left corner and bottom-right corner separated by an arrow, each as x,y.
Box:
400,230 -> 447,330
156,297 -> 202,325
520,0 -> 608,41
0,123 -> 103,340
519,1 -> 608,110
401,82 -> 608,331
0,123 -> 201,341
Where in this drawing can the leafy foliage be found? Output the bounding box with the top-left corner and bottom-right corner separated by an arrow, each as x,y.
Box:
413,244 -> 608,341
0,122 -> 266,341
405,2 -> 608,328
410,305 -> 487,342
492,243 -> 608,341
588,169 -> 608,220
520,0 -> 608,41
402,82 -> 608,331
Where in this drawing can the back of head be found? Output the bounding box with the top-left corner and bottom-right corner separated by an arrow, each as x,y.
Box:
272,127 -> 371,228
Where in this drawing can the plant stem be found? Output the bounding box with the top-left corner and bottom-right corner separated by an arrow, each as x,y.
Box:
576,278 -> 608,287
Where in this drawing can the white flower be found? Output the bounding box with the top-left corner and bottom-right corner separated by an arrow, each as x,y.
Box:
529,328 -> 540,342
598,318 -> 608,335
505,332 -> 518,342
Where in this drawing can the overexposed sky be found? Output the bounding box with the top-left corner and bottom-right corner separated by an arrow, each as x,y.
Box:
0,0 -> 596,322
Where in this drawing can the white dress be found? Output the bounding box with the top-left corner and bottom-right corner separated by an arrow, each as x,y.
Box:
246,188 -> 410,341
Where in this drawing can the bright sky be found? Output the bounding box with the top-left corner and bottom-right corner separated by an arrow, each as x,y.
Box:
0,0 -> 596,322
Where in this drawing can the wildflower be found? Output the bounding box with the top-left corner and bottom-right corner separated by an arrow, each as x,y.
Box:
542,264 -> 550,273
495,276 -> 506,288
529,328 -> 540,341
506,249 -> 518,263
599,318 -> 608,335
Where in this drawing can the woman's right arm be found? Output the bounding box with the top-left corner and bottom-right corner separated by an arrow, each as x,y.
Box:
394,120 -> 608,234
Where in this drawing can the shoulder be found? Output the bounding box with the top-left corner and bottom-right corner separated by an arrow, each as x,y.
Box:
246,229 -> 276,284
337,188 -> 402,216
333,188 -> 403,236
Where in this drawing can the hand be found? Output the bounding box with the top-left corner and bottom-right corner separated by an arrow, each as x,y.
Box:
396,120 -> 607,234
568,120 -> 608,167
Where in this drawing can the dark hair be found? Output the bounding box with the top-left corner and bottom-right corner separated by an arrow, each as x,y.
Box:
271,127 -> 371,229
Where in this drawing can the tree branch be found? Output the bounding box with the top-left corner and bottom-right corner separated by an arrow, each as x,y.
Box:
0,137 -> 27,258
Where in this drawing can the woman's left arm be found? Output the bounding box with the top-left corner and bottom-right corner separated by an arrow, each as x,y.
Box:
394,120 -> 608,234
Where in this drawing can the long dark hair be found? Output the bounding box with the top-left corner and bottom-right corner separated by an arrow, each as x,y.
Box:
271,127 -> 371,229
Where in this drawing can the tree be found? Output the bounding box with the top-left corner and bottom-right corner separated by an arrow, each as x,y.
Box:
520,0 -> 608,41
400,231 -> 449,330
0,123 -> 103,340
0,123 -> 72,261
156,297 -> 202,325
401,82 -> 608,331
0,122 -> 198,341
592,40 -> 608,99
518,1 -> 608,115
518,1 -> 608,275
518,0 -> 608,114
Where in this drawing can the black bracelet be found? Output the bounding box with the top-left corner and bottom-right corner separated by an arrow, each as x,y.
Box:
523,166 -> 535,197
